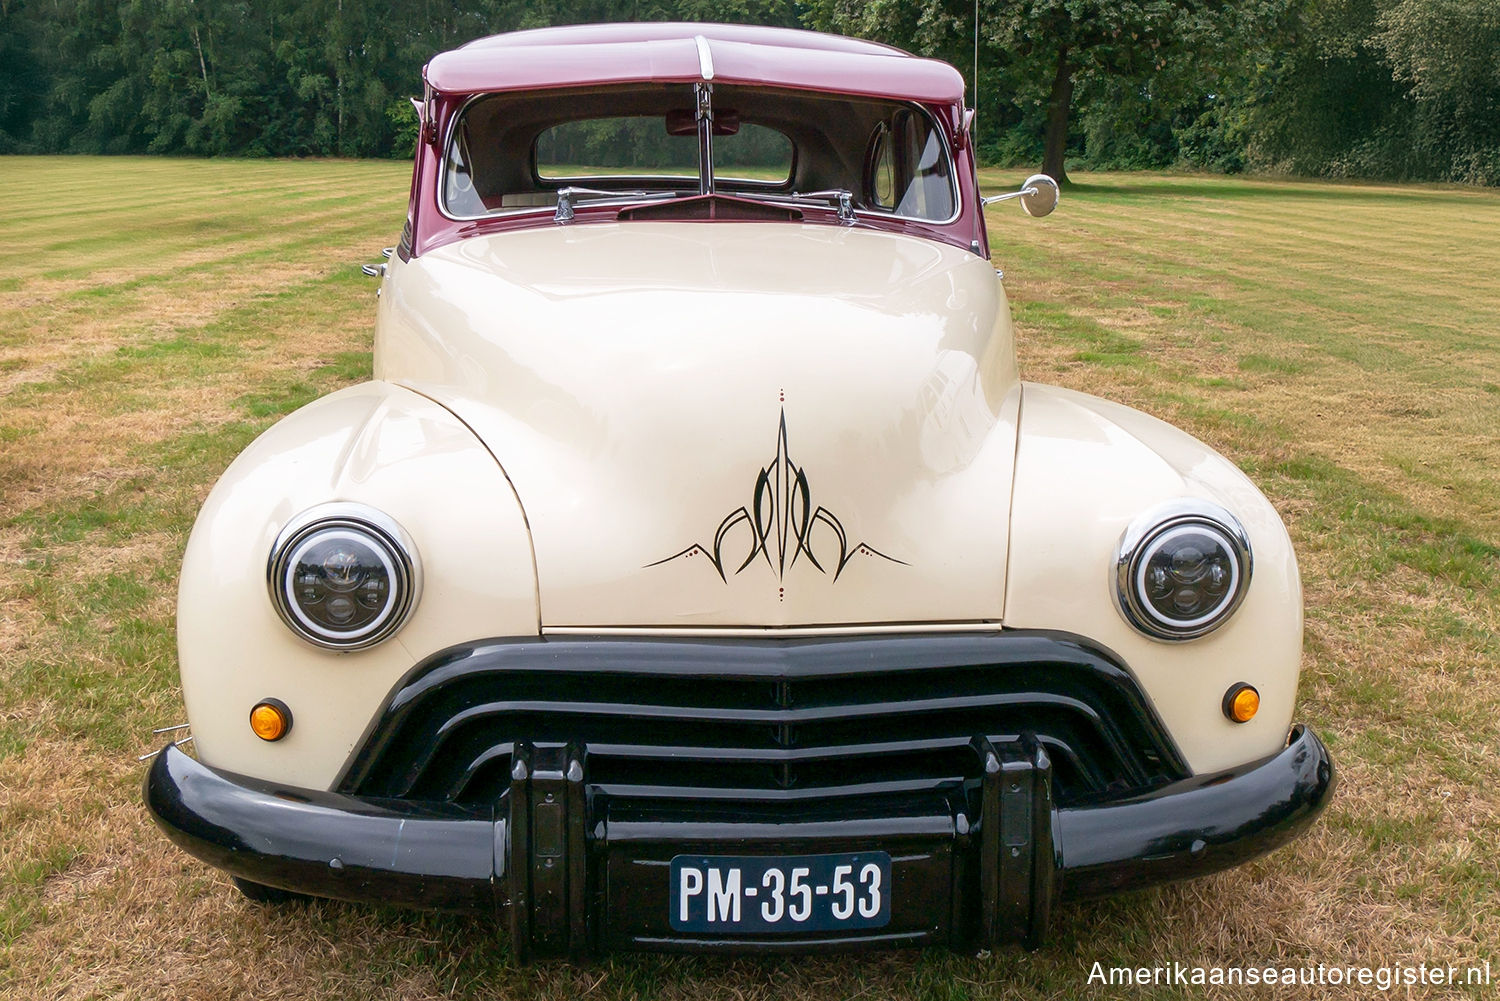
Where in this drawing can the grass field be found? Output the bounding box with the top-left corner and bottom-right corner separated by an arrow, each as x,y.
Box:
2,156 -> 1498,999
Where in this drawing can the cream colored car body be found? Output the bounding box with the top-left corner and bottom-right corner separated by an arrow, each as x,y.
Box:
178,221 -> 1301,791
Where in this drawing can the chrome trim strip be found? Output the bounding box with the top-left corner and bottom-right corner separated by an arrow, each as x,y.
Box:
544,621 -> 1004,638
694,34 -> 715,81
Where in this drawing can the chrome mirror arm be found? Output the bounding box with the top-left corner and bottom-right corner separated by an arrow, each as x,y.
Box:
980,173 -> 1060,218
981,187 -> 1036,206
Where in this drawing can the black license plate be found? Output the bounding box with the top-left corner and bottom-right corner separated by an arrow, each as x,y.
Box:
669,852 -> 892,933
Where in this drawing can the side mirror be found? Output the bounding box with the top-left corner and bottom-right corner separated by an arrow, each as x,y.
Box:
982,173 -> 1060,218
1018,173 -> 1060,217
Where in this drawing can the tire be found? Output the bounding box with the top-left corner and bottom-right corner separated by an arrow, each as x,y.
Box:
232,876 -> 309,904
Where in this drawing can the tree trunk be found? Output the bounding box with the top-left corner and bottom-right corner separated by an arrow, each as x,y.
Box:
1042,46 -> 1073,183
191,24 -> 213,99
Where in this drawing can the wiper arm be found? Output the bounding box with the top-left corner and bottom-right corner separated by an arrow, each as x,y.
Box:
765,188 -> 855,225
554,185 -> 855,225
554,187 -> 680,224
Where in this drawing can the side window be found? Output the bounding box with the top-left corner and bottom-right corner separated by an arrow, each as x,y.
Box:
866,122 -> 896,210
863,109 -> 955,222
444,122 -> 485,217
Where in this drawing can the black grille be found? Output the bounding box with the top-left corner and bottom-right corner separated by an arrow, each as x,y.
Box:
339,632 -> 1188,809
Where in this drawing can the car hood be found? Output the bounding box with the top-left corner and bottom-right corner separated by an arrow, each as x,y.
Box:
378,222 -> 1020,628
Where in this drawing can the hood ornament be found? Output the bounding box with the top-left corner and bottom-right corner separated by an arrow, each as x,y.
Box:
648,407 -> 904,584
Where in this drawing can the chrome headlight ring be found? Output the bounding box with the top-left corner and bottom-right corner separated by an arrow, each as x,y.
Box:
1113,499 -> 1252,642
267,503 -> 421,651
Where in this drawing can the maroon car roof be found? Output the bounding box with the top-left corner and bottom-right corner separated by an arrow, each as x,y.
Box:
424,22 -> 966,104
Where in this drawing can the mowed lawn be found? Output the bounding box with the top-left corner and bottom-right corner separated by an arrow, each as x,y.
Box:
1,156 -> 1498,999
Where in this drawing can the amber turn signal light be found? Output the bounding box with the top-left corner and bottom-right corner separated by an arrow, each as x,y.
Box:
1222,683 -> 1260,724
249,699 -> 292,741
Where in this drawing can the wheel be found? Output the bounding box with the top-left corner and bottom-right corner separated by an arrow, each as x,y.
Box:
232,876 -> 309,904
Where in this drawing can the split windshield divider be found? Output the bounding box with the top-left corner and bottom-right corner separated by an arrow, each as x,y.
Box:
696,81 -> 715,196
553,81 -> 859,227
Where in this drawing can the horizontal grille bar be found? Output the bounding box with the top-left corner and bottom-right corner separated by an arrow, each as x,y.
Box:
340,631 -> 1188,809
432,692 -> 1103,729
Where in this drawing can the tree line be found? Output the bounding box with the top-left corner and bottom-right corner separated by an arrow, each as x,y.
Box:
1,0 -> 1496,185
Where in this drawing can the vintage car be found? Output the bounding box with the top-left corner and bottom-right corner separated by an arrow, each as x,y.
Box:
144,22 -> 1334,958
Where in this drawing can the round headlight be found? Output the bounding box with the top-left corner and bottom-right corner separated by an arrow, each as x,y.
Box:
268,504 -> 420,650
1114,501 -> 1251,641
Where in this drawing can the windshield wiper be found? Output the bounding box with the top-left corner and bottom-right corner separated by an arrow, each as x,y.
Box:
754,188 -> 856,225
554,187 -> 682,224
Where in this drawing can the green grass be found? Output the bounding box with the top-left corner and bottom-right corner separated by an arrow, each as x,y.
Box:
2,157 -> 1499,999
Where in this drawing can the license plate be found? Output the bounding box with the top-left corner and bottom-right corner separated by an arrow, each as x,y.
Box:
669,852 -> 891,933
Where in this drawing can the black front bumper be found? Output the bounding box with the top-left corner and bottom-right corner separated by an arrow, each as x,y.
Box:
144,724 -> 1334,958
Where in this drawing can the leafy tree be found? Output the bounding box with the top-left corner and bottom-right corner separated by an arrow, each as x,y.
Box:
809,0 -> 1286,181
1241,0 -> 1407,176
1244,0 -> 1500,183
0,0 -> 44,152
1374,0 -> 1500,182
2,0 -> 1497,185
3,0 -> 794,157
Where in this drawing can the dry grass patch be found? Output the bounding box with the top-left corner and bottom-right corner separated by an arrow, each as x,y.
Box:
1,160 -> 1498,999
995,170 -> 1500,536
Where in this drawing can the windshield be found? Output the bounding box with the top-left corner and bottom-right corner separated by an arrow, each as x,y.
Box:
442,84 -> 956,224
534,117 -> 793,184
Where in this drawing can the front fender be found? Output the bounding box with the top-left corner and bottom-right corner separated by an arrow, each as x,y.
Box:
178,381 -> 538,790
1002,384 -> 1303,774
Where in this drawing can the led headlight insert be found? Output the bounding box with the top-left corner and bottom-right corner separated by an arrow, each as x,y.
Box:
268,503 -> 420,650
1114,500 -> 1252,641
